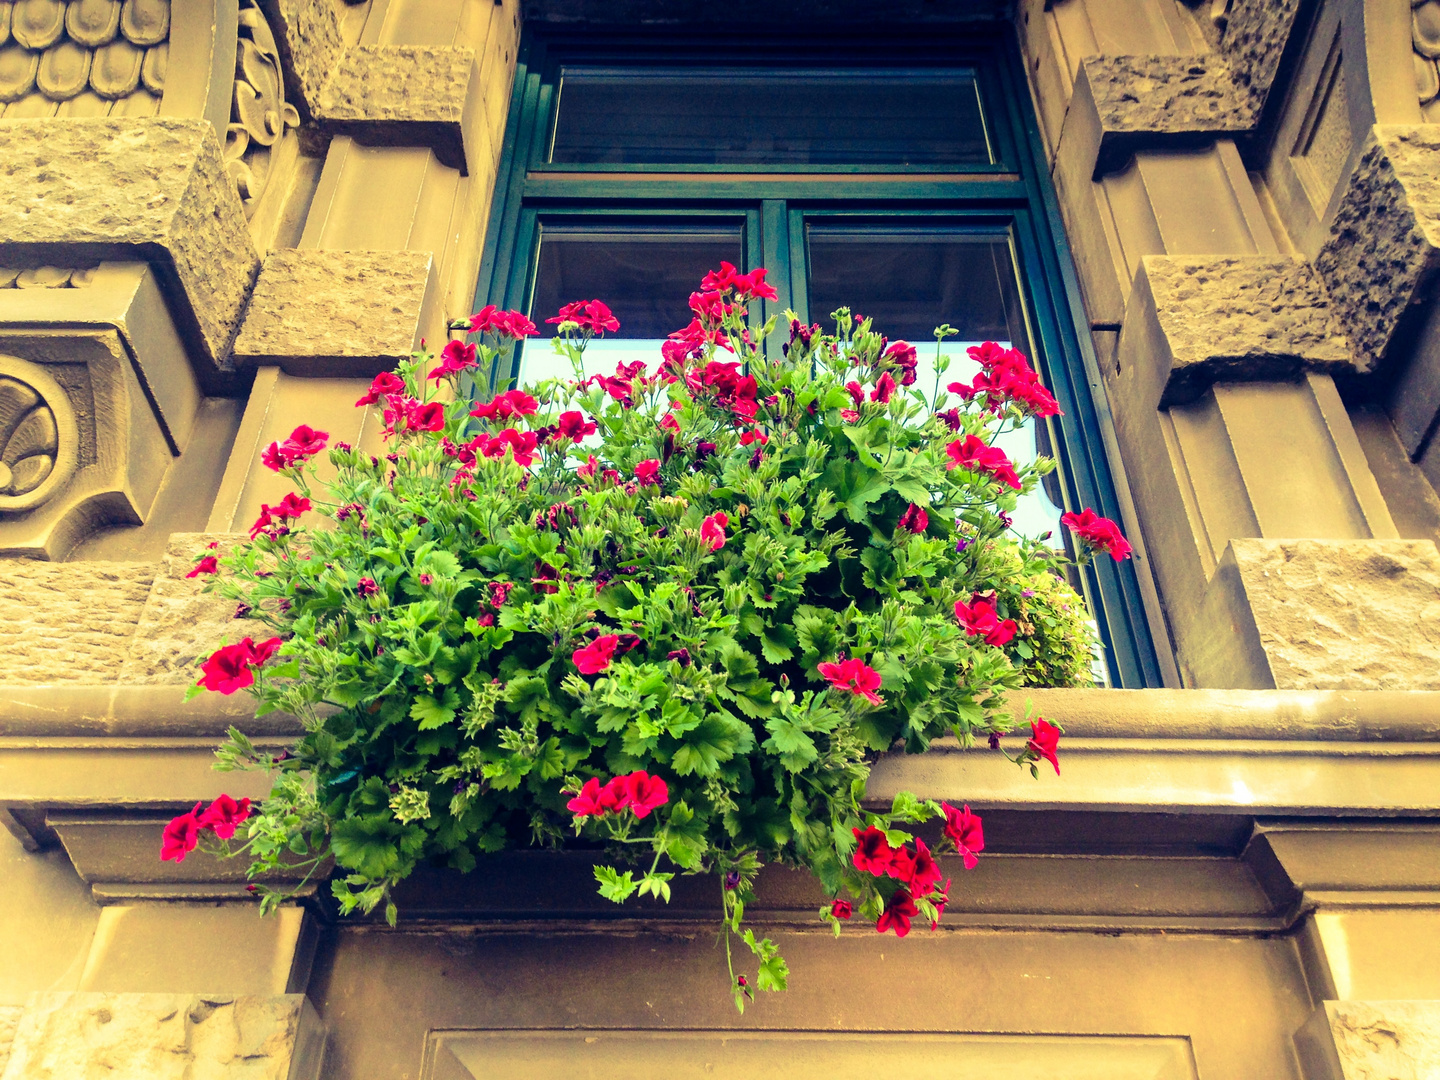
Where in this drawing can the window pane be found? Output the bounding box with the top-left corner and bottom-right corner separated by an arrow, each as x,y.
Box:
806,228 -> 1062,544
524,224 -> 745,384
550,69 -> 990,166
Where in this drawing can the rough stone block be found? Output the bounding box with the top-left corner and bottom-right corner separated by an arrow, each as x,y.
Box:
119,533 -> 252,686
1294,1000 -> 1440,1080
1228,539 -> 1440,691
1138,255 -> 1353,405
1218,0 -> 1304,111
232,250 -> 436,376
316,45 -> 478,173
0,120 -> 261,368
260,0 -> 345,122
0,562 -> 157,685
1,992 -> 324,1080
1316,126 -> 1440,376
1077,55 -> 1259,175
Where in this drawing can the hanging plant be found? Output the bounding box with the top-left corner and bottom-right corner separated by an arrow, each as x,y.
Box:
167,264 -> 1131,1010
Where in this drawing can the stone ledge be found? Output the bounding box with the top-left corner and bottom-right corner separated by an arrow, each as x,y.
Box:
0,992 -> 323,1080
1135,255 -> 1354,406
232,250 -> 436,376
259,0 -> 345,122
0,119 -> 261,371
1075,55 -> 1259,176
316,45 -> 479,173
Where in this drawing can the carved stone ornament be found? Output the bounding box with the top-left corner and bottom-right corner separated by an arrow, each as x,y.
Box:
0,0 -> 169,117
0,355 -> 78,513
1417,0 -> 1440,119
224,0 -> 300,217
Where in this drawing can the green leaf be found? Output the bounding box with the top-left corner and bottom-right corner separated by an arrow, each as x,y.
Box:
594,865 -> 638,903
762,717 -> 819,772
410,687 -> 459,730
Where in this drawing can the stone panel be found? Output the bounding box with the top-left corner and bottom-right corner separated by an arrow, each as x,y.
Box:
1078,54 -> 1258,174
0,119 -> 261,368
119,533 -> 252,686
0,561 -> 156,685
1142,255 -> 1353,404
1295,1000 -> 1440,1080
1230,538 -> 1440,690
1218,0 -> 1303,112
1316,125 -> 1440,376
260,0 -> 345,121
316,45 -> 478,173
232,250 -> 435,376
1,992 -> 323,1080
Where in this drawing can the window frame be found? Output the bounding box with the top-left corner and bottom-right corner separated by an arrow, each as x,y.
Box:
473,26 -> 1164,688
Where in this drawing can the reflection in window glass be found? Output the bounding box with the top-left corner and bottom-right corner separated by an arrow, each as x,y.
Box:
550,69 -> 990,166
523,225 -> 745,384
806,228 -> 1062,544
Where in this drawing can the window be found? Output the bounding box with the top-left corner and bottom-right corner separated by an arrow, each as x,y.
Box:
475,30 -> 1162,687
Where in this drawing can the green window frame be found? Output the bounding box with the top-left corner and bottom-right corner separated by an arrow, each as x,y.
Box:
473,28 -> 1163,688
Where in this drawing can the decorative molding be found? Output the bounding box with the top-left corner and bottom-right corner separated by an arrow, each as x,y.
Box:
0,0 -> 170,118
1416,0 -> 1440,121
224,0 -> 299,217
0,355 -> 80,512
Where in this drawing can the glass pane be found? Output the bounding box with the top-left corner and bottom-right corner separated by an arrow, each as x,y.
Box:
524,224 -> 746,384
550,69 -> 990,166
806,227 -> 1062,544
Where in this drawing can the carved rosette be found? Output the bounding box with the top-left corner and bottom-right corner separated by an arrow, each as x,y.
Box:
1417,0 -> 1440,120
225,0 -> 300,218
0,0 -> 169,117
0,356 -> 78,513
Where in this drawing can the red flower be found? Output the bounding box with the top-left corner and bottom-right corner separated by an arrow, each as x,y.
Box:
566,777 -> 611,817
897,504 -> 928,534
700,511 -> 729,551
830,898 -> 853,920
907,837 -> 943,897
870,371 -> 897,404
160,802 -> 205,862
954,596 -> 1018,648
1027,718 -> 1061,775
357,577 -> 379,597
844,381 -> 864,408
952,343 -> 1061,418
887,843 -> 915,883
261,442 -> 288,471
469,306 -> 537,338
355,371 -> 406,406
573,634 -> 620,674
428,340 -> 478,381
490,427 -> 539,467
555,411 -> 597,442
739,429 -> 768,446
884,340 -> 919,385
876,889 -> 918,937
817,657 -> 884,705
732,266 -> 779,301
283,424 -> 328,460
409,401 -> 446,432
942,802 -> 985,870
200,794 -> 252,840
840,409 -> 860,423
851,826 -> 893,876
186,555 -> 219,579
471,390 -> 539,421
198,636 -> 279,695
580,299 -> 620,333
621,771 -> 670,818
634,459 -> 661,486
274,492 -> 310,520
944,435 -> 1022,491
488,581 -> 513,607
248,505 -> 274,540
1061,508 -> 1133,561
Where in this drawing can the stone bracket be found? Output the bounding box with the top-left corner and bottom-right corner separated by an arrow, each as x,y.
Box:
315,45 -> 480,175
1073,55 -> 1259,178
232,250 -> 438,376
257,0 -> 345,123
1128,255 -> 1356,408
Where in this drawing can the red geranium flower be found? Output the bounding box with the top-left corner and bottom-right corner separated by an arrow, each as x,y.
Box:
944,435 -> 1022,491
409,401 -> 446,432
870,371 -> 897,404
851,826 -> 893,876
186,555 -> 218,579
897,504 -> 928,534
1027,718 -> 1061,775
907,837 -> 943,897
282,424 -> 328,460
817,657 -> 883,705
273,492 -> 311,520
621,771 -> 669,818
739,429 -> 768,446
471,390 -> 539,421
942,802 -> 985,870
876,889 -> 918,937
556,411 -> 597,442
197,636 -> 280,695
160,802 -> 205,862
831,898 -> 853,920
700,511 -> 729,551
567,777 -> 614,817
428,340 -> 478,381
355,371 -> 405,406
469,306 -> 537,338
200,794 -> 252,840
634,459 -> 661,486
573,634 -> 620,674
1061,508 -> 1133,561
954,595 -> 1018,648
